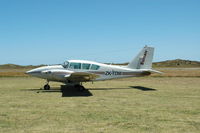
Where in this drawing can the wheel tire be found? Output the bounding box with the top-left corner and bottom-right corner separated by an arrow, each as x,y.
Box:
75,85 -> 85,92
44,84 -> 50,90
79,86 -> 85,92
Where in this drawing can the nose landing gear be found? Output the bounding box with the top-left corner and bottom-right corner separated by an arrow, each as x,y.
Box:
44,84 -> 50,90
44,81 -> 50,90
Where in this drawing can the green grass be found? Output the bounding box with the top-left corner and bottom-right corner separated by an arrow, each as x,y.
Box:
0,77 -> 200,133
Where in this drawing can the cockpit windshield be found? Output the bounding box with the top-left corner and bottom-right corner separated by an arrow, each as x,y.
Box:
62,61 -> 69,68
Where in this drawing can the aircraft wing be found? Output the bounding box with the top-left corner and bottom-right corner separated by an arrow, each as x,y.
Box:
65,72 -> 100,82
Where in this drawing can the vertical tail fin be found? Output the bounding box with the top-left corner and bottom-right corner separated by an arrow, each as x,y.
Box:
127,46 -> 154,69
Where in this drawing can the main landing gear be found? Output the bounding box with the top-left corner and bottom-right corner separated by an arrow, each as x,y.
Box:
74,84 -> 86,92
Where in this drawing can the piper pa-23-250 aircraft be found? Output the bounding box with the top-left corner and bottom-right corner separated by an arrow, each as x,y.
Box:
26,46 -> 162,91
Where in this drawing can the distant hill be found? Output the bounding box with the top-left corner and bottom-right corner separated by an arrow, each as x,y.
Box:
153,59 -> 200,68
111,59 -> 200,68
0,59 -> 200,69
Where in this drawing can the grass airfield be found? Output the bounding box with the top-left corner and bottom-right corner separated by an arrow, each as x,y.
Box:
0,76 -> 200,133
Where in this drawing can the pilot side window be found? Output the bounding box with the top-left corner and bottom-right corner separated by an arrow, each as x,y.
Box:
82,63 -> 91,70
62,61 -> 69,68
90,64 -> 100,70
69,63 -> 81,69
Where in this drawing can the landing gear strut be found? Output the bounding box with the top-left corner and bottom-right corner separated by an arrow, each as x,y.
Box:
44,81 -> 50,90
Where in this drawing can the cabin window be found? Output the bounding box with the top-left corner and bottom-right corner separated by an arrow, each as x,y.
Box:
82,63 -> 91,70
62,61 -> 69,68
69,63 -> 81,69
91,64 -> 100,70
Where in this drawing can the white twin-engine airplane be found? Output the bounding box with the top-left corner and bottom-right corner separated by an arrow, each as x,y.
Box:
26,46 -> 161,91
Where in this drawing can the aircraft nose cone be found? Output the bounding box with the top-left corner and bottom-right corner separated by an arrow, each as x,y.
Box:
25,69 -> 41,75
25,70 -> 33,75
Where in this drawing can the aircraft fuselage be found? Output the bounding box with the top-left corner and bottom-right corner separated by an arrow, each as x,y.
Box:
26,60 -> 151,84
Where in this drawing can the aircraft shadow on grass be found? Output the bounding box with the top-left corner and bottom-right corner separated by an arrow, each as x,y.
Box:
22,85 -> 156,97
85,86 -> 157,91
60,86 -> 93,97
129,86 -> 157,91
23,86 -> 93,97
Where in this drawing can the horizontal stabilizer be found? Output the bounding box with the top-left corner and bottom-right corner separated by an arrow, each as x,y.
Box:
147,69 -> 163,74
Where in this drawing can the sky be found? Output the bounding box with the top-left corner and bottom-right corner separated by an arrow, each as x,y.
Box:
0,0 -> 200,65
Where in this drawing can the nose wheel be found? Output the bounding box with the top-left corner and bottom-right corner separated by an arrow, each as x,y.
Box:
44,84 -> 50,90
44,81 -> 50,90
